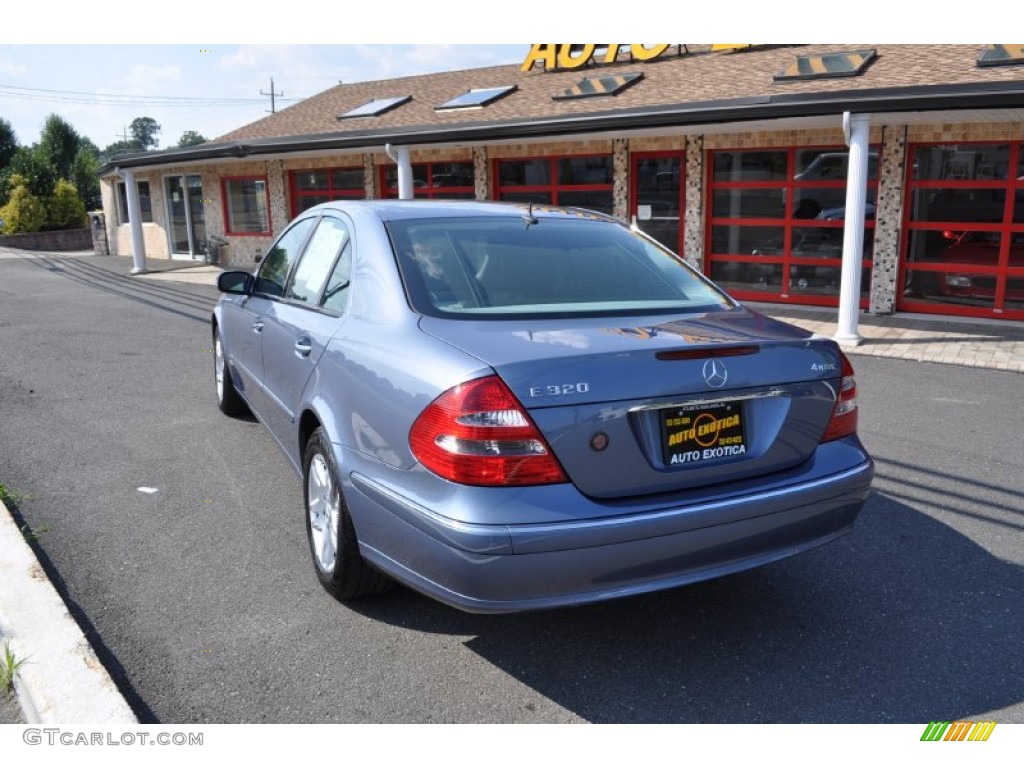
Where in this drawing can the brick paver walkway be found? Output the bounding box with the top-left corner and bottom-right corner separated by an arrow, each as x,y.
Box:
750,304 -> 1024,374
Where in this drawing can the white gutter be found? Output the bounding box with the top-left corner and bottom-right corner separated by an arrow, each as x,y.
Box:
385,143 -> 413,200
834,112 -> 870,346
115,167 -> 148,274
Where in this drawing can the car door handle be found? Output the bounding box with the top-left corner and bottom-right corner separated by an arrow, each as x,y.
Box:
252,319 -> 264,333
294,337 -> 313,357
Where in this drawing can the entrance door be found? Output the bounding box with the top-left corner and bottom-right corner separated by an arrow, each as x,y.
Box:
164,174 -> 207,260
631,153 -> 684,254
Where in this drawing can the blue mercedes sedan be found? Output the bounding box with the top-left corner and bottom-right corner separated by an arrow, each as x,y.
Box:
211,200 -> 872,613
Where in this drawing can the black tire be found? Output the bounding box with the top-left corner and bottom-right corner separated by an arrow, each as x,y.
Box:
303,427 -> 391,601
213,326 -> 247,416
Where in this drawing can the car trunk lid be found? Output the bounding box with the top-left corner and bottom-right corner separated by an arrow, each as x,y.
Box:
419,309 -> 846,498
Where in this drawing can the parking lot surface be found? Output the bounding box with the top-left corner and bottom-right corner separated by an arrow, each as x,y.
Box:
0,251 -> 1021,723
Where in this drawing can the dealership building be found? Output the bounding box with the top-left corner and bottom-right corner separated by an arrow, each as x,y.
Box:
98,44 -> 1024,325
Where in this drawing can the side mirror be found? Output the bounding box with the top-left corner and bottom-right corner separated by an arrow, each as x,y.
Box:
217,270 -> 254,295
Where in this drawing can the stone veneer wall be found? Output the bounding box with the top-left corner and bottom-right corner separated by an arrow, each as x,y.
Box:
703,127 -> 884,149
473,146 -> 489,200
906,122 -> 1024,142
266,160 -> 289,235
869,125 -> 907,315
612,138 -> 628,220
628,136 -> 688,153
683,135 -> 705,269
363,154 -> 377,199
100,121 -> 1024,281
488,139 -> 613,160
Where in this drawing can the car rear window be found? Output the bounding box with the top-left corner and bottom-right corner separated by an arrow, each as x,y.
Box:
386,216 -> 735,319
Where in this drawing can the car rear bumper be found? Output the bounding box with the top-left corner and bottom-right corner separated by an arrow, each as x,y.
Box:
347,459 -> 873,613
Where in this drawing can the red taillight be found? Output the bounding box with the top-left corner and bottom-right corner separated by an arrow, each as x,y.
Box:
409,375 -> 568,486
821,352 -> 858,442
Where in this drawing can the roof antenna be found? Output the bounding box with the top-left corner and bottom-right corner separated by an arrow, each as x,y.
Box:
523,201 -> 538,227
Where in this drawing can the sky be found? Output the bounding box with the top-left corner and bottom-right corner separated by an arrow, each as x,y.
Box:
0,3 -> 995,151
0,44 -> 528,149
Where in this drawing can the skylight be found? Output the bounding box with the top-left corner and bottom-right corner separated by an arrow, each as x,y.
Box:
552,72 -> 644,101
436,85 -> 517,111
337,96 -> 411,119
774,49 -> 877,82
977,45 -> 1024,68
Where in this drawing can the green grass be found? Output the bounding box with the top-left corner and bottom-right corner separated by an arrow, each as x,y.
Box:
0,642 -> 28,697
0,483 -> 22,507
20,522 -> 50,542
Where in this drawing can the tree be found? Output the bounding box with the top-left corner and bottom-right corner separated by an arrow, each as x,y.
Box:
0,174 -> 46,234
7,146 -> 56,198
101,139 -> 143,161
38,114 -> 80,180
129,117 -> 161,150
70,147 -> 101,210
46,179 -> 88,230
176,130 -> 207,148
0,117 -> 17,168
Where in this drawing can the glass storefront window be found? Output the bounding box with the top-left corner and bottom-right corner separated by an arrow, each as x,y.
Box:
793,188 -> 876,220
430,163 -> 475,188
295,171 -> 329,192
795,148 -> 878,181
382,161 -> 475,199
557,190 -> 613,215
711,189 -> 786,219
791,227 -> 874,259
712,150 -> 787,182
223,177 -> 270,235
558,156 -> 612,185
911,144 -> 1011,181
906,230 -> 1002,267
296,195 -> 331,214
498,159 -> 550,187
902,267 -> 1001,309
495,155 -> 613,215
633,154 -> 684,254
788,266 -> 871,296
331,168 -> 363,189
710,225 -> 786,256
1010,233 -> 1024,266
116,180 -> 153,224
909,188 -> 1006,223
709,262 -> 784,293
707,145 -> 877,306
290,166 -> 364,216
1003,276 -> 1024,310
901,141 -> 1024,318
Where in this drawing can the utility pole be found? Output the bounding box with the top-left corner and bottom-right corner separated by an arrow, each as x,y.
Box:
261,77 -> 283,114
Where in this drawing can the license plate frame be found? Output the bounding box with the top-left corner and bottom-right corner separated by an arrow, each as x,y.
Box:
660,401 -> 747,466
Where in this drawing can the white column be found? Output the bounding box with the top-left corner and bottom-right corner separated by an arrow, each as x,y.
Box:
834,113 -> 870,345
120,168 -> 148,274
395,146 -> 413,200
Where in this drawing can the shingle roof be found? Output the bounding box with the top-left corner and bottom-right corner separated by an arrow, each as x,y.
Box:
215,44 -> 1024,143
98,44 -> 1024,176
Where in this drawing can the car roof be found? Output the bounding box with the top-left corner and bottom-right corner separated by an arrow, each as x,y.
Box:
306,199 -> 623,224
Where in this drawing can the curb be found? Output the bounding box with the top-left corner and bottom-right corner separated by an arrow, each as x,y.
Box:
0,498 -> 137,723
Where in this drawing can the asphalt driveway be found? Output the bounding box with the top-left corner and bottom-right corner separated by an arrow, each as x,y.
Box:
0,251 -> 1021,723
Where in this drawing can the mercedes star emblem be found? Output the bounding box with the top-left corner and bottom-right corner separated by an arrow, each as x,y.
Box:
702,359 -> 728,388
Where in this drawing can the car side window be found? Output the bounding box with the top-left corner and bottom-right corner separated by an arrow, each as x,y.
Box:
254,218 -> 316,297
321,241 -> 353,313
285,216 -> 350,307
